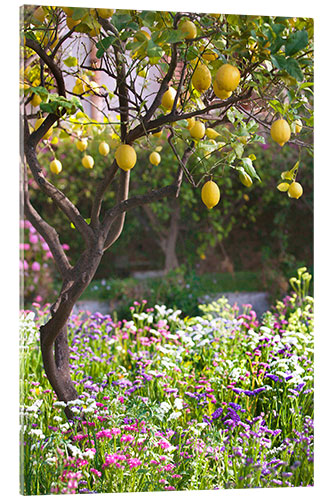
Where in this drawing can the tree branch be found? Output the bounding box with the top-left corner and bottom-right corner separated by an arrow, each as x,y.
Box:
24,116 -> 96,247
103,169 -> 130,250
25,38 -> 66,97
22,161 -> 71,278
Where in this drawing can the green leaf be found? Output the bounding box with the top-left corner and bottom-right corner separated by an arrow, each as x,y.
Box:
270,54 -> 288,71
284,58 -> 304,82
71,8 -> 88,21
163,29 -> 187,44
234,142 -> 244,159
112,13 -> 132,31
240,158 -> 261,181
147,40 -> 164,62
285,30 -> 308,56
63,56 -> 78,68
30,86 -> 49,97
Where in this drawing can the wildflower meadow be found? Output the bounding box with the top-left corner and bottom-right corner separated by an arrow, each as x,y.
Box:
20,268 -> 314,495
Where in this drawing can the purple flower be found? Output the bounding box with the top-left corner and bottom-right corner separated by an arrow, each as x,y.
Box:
211,407 -> 224,420
265,373 -> 281,383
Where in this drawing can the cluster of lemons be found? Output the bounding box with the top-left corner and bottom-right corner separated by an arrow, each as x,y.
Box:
31,10 -> 304,206
270,118 -> 304,199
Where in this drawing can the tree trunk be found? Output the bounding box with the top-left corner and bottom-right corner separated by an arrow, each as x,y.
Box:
39,248 -> 104,418
162,198 -> 180,273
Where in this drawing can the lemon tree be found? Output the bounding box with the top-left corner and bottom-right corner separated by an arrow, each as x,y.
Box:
21,6 -> 313,413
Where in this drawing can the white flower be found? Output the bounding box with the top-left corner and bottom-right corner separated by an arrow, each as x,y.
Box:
53,401 -> 67,408
67,399 -> 83,406
83,448 -> 96,459
30,429 -> 45,439
174,398 -> 183,410
66,443 -> 83,458
168,411 -> 181,420
160,401 -> 171,413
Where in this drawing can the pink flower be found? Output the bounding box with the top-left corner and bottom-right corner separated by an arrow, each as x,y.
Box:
29,234 -> 39,244
127,457 -> 142,469
157,439 -> 171,450
120,434 -> 134,443
31,261 -> 41,272
90,468 -> 101,477
46,251 -> 53,259
34,295 -> 43,303
62,243 -> 70,250
23,260 -> 29,270
110,427 -> 121,435
42,242 -> 49,251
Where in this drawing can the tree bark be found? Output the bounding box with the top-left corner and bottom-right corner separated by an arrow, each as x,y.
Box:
161,198 -> 180,273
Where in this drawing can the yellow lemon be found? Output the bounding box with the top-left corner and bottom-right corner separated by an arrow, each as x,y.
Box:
50,159 -> 62,174
294,119 -> 303,134
239,172 -> 253,187
187,117 -> 195,129
277,182 -> 290,192
270,119 -> 291,147
34,118 -> 53,140
201,180 -> 220,209
82,155 -> 94,169
76,138 -> 88,151
31,93 -> 42,107
149,152 -> 161,166
115,144 -> 137,171
192,64 -> 212,93
179,20 -> 197,40
288,182 -> 303,199
99,141 -> 110,156
202,46 -> 218,61
215,63 -> 241,92
190,121 -> 205,139
161,87 -> 177,111
206,128 -> 220,139
96,9 -> 114,18
213,80 -> 232,99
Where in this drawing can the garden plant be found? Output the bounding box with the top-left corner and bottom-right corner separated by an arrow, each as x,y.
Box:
20,5 -> 314,493
20,267 -> 314,493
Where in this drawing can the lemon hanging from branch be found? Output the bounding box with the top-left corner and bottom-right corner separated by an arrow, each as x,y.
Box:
179,20 -> 197,40
190,120 -> 205,139
115,144 -> 137,171
161,87 -> 177,111
99,141 -> 110,156
50,159 -> 62,175
201,180 -> 220,209
149,152 -> 161,166
215,64 -> 241,92
288,182 -> 303,199
270,119 -> 291,147
192,64 -> 212,93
